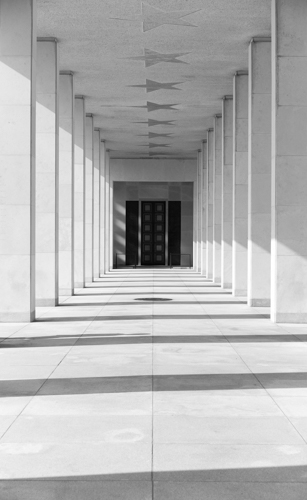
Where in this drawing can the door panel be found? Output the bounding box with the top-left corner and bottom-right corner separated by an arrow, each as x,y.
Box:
141,201 -> 165,265
126,201 -> 139,266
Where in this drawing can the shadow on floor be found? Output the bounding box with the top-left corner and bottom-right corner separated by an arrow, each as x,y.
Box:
1,372 -> 307,397
34,314 -> 270,323
0,333 -> 304,349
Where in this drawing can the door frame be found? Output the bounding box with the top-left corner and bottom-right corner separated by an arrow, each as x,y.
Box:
138,199 -> 169,266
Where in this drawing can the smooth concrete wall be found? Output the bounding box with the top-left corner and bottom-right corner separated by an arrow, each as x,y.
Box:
113,182 -> 194,267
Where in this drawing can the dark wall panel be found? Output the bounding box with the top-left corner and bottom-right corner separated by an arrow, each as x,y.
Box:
126,201 -> 139,265
168,201 -> 181,266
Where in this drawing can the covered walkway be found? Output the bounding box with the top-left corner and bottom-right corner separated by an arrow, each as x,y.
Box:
0,270 -> 307,498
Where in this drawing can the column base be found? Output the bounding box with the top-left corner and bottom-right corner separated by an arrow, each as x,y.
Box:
249,298 -> 270,307
85,277 -> 93,283
272,312 -> 307,324
222,282 -> 232,289
213,277 -> 221,284
36,298 -> 58,307
74,282 -> 84,288
207,273 -> 213,280
233,289 -> 247,297
0,311 -> 35,323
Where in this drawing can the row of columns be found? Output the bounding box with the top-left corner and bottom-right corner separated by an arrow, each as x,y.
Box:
0,0 -> 112,321
197,0 -> 307,323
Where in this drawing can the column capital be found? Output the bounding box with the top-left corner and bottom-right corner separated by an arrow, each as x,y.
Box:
223,95 -> 233,100
235,70 -> 248,76
60,70 -> 74,76
37,37 -> 58,43
86,113 -> 93,118
75,95 -> 85,99
202,139 -> 207,143
208,128 -> 214,132
250,37 -> 271,44
214,114 -> 222,118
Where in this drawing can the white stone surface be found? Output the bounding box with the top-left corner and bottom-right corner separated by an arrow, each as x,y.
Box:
206,129 -> 214,280
99,140 -> 106,276
213,115 -> 222,284
36,39 -> 59,307
221,97 -> 233,289
85,114 -> 94,283
233,73 -> 248,297
201,141 -> 207,276
74,96 -> 85,288
105,151 -> 110,272
58,72 -> 74,296
93,129 -> 100,280
0,0 -> 36,322
271,0 -> 307,323
0,269 -> 307,498
248,39 -> 271,308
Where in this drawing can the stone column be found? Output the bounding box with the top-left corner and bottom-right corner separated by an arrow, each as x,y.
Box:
201,140 -> 207,276
213,115 -> 222,284
271,0 -> 307,322
221,96 -> 233,290
104,150 -> 110,272
206,129 -> 214,279
110,168 -> 114,270
85,113 -> 94,283
232,71 -> 248,297
58,71 -> 74,297
0,0 -> 36,322
100,140 -> 106,275
197,149 -> 202,272
93,128 -> 101,280
74,96 -> 85,288
36,38 -> 59,307
248,38 -> 271,307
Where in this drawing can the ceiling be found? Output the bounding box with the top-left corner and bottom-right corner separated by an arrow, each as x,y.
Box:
37,0 -> 271,158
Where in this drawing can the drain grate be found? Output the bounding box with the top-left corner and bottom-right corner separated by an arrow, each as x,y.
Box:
135,298 -> 172,301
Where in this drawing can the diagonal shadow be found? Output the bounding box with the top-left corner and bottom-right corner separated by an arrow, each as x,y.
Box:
0,333 -> 304,349
1,372 -> 307,398
34,314 -> 270,322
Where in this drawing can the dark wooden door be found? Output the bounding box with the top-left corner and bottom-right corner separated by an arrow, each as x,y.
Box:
141,201 -> 165,265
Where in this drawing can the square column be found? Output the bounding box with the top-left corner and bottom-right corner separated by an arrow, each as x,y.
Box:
271,0 -> 307,322
93,129 -> 101,280
74,96 -> 85,288
213,115 -> 222,284
206,129 -> 214,279
100,140 -> 106,275
104,150 -> 110,272
201,140 -> 207,276
58,72 -> 74,296
85,113 -> 94,283
248,38 -> 271,307
232,71 -> 248,297
221,96 -> 233,289
197,149 -> 202,272
0,0 -> 36,322
36,38 -> 59,307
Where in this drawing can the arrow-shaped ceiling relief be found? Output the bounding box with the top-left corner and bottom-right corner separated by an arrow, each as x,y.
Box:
128,79 -> 183,93
126,48 -> 190,67
111,3 -> 201,33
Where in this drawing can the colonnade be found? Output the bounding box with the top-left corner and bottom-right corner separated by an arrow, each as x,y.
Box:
1,0 -> 307,324
0,0 -> 111,321
195,0 -> 307,323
